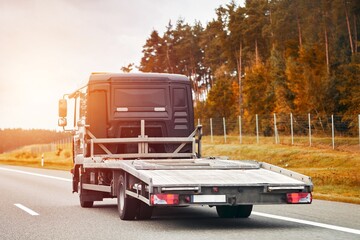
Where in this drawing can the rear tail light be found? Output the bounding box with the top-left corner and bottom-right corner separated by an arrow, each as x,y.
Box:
150,194 -> 179,205
287,192 -> 312,204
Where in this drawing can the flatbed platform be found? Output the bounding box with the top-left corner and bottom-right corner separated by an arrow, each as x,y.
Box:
83,158 -> 312,188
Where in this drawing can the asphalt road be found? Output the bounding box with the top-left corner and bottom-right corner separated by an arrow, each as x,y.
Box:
0,165 -> 359,240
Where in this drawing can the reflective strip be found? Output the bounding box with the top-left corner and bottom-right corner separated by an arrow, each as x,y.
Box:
154,107 -> 166,112
116,107 -> 128,112
161,187 -> 200,191
268,186 -> 305,191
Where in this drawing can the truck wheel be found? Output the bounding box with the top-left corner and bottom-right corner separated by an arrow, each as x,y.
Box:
136,201 -> 153,220
216,205 -> 253,218
235,205 -> 253,218
216,206 -> 236,218
118,175 -> 137,220
80,196 -> 94,208
79,173 -> 93,208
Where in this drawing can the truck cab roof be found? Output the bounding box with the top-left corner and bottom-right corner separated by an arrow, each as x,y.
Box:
89,72 -> 189,83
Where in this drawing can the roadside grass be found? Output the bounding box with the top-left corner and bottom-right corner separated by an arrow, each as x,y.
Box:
202,136 -> 360,204
0,136 -> 359,204
0,144 -> 73,171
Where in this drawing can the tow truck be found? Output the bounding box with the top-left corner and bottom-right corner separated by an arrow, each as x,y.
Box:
58,72 -> 313,220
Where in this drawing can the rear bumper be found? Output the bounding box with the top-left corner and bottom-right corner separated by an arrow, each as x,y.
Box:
149,185 -> 312,206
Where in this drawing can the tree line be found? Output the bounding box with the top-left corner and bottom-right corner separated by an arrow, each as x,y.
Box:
137,0 -> 360,132
0,129 -> 70,153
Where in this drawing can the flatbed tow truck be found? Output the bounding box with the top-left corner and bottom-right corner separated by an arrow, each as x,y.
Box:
58,73 -> 313,220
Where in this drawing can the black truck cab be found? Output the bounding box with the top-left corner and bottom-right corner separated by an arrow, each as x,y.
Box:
61,73 -> 195,156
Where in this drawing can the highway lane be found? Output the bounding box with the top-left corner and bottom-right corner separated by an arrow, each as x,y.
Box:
0,165 -> 359,240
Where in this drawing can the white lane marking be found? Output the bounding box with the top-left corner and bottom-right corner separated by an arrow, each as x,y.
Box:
253,211 -> 360,235
0,166 -> 71,182
14,204 -> 39,216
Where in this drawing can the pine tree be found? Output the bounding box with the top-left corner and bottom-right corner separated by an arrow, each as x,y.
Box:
269,47 -> 293,113
205,65 -> 237,120
243,62 -> 274,115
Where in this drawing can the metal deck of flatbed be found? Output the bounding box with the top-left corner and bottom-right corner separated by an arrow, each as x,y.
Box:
83,158 -> 312,188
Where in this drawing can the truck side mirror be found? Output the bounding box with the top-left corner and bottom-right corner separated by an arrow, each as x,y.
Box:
58,118 -> 67,127
59,99 -> 67,117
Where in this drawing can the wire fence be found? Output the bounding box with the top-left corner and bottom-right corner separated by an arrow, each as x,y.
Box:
7,114 -> 360,155
198,114 -> 360,152
22,137 -> 72,154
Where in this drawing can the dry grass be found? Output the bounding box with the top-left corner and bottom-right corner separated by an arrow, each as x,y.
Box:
202,136 -> 360,204
0,144 -> 73,171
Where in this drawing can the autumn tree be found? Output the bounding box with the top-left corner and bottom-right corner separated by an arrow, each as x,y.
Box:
139,30 -> 167,73
243,62 -> 274,116
268,47 -> 294,113
338,59 -> 360,118
205,65 -> 238,121
138,0 -> 360,129
121,63 -> 134,73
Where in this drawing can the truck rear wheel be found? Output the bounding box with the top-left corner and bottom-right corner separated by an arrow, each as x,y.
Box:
118,175 -> 137,220
216,205 -> 253,218
235,205 -> 253,218
216,206 -> 235,218
136,201 -> 153,220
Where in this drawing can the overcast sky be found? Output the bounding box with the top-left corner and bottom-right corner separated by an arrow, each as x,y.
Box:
0,0 -> 240,130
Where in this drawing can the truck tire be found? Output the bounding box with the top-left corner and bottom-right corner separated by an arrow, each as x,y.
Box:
216,205 -> 253,218
216,206 -> 236,218
136,201 -> 153,220
79,172 -> 93,208
80,196 -> 94,208
235,205 -> 253,218
118,175 -> 137,220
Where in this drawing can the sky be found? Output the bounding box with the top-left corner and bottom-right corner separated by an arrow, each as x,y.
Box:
0,0 -> 240,130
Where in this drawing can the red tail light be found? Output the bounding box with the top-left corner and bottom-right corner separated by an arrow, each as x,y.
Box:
287,192 -> 312,204
150,194 -> 179,205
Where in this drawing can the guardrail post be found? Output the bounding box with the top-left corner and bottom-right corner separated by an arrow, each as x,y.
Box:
256,114 -> 259,144
274,113 -> 278,144
332,114 -> 335,150
239,115 -> 242,144
223,117 -> 227,143
290,113 -> 294,145
308,113 -> 312,147
210,118 -> 213,143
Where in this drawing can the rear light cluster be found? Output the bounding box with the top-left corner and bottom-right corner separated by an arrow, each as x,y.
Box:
287,192 -> 312,204
150,192 -> 313,205
150,194 -> 179,205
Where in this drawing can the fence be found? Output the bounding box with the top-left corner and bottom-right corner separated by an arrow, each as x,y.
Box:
198,114 -> 360,152
27,137 -> 72,154
8,114 -> 360,154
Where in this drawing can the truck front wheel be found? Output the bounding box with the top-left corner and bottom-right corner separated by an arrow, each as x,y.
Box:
80,196 -> 94,208
118,175 -> 137,220
79,171 -> 93,208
